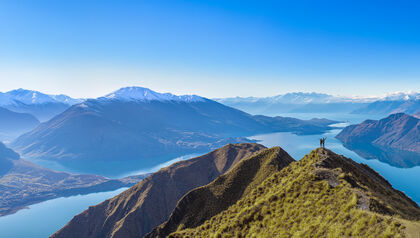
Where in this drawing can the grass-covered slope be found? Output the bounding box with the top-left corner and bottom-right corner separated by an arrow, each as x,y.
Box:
146,147 -> 294,238
51,143 -> 266,238
169,148 -> 420,238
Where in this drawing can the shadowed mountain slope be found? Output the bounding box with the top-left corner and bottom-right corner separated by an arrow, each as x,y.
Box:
146,146 -> 294,238
166,149 -> 420,238
0,143 -> 20,176
0,107 -> 40,141
337,113 -> 420,154
51,143 -> 267,238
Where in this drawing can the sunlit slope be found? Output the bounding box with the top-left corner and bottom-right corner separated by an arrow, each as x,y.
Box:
147,147 -> 294,237
169,148 -> 420,238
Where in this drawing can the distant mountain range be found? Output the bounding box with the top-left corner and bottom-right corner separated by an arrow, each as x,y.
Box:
0,142 -> 146,217
0,89 -> 82,121
352,98 -> 420,116
215,91 -> 420,116
336,113 -> 420,167
0,107 -> 40,141
10,87 -> 336,175
52,146 -> 420,238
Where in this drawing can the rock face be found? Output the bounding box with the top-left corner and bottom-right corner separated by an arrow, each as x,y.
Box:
51,143 -> 266,238
167,148 -> 420,237
146,147 -> 294,238
336,113 -> 420,153
0,142 -> 146,217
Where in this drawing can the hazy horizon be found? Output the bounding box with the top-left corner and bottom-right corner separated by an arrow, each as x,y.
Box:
0,85 -> 418,100
1,1 -> 419,98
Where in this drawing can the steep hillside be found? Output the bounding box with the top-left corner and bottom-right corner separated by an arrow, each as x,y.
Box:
0,143 -> 20,176
0,142 -> 146,216
11,87 -> 335,174
0,107 -> 40,141
146,147 -> 294,238
337,113 -> 420,153
168,148 -> 420,238
51,143 -> 268,238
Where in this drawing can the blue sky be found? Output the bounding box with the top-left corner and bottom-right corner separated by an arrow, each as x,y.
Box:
0,0 -> 419,98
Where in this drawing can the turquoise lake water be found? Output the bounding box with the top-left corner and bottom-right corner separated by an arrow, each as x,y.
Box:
0,188 -> 128,238
0,113 -> 418,237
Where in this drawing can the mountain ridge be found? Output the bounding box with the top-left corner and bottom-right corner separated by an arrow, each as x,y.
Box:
146,146 -> 294,238
50,143 -> 268,238
336,113 -> 420,154
101,87 -> 204,102
166,148 -> 420,237
0,89 -> 83,121
0,107 -> 40,141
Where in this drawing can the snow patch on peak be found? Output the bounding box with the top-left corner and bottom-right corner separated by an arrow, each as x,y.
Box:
102,87 -> 205,102
382,91 -> 419,101
0,89 -> 82,106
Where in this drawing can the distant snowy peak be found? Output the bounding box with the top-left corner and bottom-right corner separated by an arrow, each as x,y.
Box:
273,92 -> 333,104
216,92 -> 360,104
217,91 -> 420,105
0,89 -> 82,106
102,87 -> 205,103
382,91 -> 420,101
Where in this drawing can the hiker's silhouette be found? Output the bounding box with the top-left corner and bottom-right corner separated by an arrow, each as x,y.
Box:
319,137 -> 326,148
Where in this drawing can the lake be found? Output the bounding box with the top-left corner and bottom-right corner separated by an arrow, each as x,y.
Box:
0,188 -> 128,238
0,112 -> 418,237
248,129 -> 420,204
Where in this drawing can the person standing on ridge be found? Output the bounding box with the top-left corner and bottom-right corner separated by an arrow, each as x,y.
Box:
319,137 -> 326,148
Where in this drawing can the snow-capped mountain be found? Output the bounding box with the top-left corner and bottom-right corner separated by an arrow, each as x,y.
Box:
215,91 -> 419,115
11,87 -> 336,174
0,89 -> 83,121
381,91 -> 420,101
101,87 -> 205,102
0,89 -> 82,106
215,92 -> 373,115
216,92 -> 377,105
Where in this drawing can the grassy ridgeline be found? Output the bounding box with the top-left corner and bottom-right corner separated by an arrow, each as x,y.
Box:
169,149 -> 420,238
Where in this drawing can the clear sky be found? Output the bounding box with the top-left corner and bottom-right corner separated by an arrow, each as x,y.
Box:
0,0 -> 419,98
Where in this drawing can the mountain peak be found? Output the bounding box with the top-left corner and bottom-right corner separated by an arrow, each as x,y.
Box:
163,148 -> 420,237
102,86 -> 205,102
382,91 -> 419,101
0,89 -> 82,106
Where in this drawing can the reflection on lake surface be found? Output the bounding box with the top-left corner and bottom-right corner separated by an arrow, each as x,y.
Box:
248,129 -> 420,204
341,143 -> 420,168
